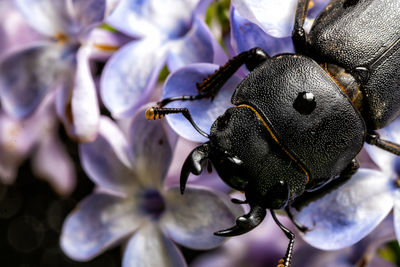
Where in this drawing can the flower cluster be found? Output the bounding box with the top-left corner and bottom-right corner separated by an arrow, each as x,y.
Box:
1,0 -> 400,266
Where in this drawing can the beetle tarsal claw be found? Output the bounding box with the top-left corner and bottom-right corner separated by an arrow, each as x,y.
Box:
214,205 -> 266,236
180,143 -> 210,194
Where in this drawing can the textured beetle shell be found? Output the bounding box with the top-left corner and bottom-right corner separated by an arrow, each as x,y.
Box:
209,107 -> 307,201
232,55 -> 366,188
309,0 -> 400,129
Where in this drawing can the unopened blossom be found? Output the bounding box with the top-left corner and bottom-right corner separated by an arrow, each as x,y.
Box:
0,0 -> 110,142
61,108 -> 242,265
100,0 -> 228,118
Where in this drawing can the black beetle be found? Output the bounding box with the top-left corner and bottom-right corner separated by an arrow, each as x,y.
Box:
146,0 -> 400,266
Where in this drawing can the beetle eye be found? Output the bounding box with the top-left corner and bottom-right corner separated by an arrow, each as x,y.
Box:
293,91 -> 316,115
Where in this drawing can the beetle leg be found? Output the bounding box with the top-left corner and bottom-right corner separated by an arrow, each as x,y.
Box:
156,48 -> 269,108
271,210 -> 295,267
366,131 -> 400,156
180,143 -> 210,194
292,0 -> 311,53
214,204 -> 266,236
231,198 -> 248,204
285,206 -> 309,233
197,47 -> 269,99
291,159 -> 359,209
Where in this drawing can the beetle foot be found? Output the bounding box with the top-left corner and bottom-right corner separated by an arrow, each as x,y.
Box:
214,205 -> 266,236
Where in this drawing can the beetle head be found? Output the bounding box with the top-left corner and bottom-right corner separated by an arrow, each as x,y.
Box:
180,106 -> 307,210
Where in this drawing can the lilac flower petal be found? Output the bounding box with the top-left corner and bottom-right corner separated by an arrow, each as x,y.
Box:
79,117 -> 139,193
0,115 -> 25,184
14,0 -> 68,37
57,47 -> 100,142
0,43 -> 74,118
87,28 -> 132,61
107,0 -> 200,39
363,144 -> 397,174
379,117 -> 400,144
294,169 -> 394,250
14,0 -> 105,38
231,0 -> 298,38
230,7 -> 294,56
32,136 -> 76,196
61,193 -> 142,261
0,1 -> 41,58
100,39 -> 168,117
167,17 -> 227,71
122,223 -> 186,267
129,108 -> 173,188
161,186 -> 243,250
68,0 -> 106,35
393,190 -> 400,243
0,92 -> 55,184
162,63 -> 240,142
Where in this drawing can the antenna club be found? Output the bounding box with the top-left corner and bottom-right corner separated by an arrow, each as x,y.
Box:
145,107 -> 156,120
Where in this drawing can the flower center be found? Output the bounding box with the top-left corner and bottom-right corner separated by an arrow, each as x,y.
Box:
139,189 -> 166,220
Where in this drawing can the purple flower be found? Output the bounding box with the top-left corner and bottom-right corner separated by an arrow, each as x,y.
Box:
291,139 -> 398,251
0,0 -> 41,58
292,216 -> 396,267
231,0 -> 329,38
160,0 -> 325,142
60,107 -> 242,265
0,93 -> 76,195
100,0 -> 228,118
0,0 -> 110,142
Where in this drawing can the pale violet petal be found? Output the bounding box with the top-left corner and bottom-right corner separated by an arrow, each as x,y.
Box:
230,7 -> 294,55
167,16 -> 228,71
0,92 -> 56,184
107,0 -> 200,39
100,39 -> 168,117
68,0 -> 106,35
294,169 -> 394,250
122,223 -> 186,267
231,0 -> 298,38
160,186 -> 243,250
163,63 -> 240,142
129,107 -> 173,189
379,117 -> 400,145
57,46 -> 100,142
393,190 -> 400,243
14,0 -> 105,38
32,135 -> 76,196
79,117 -> 139,193
61,193 -> 143,261
364,144 -> 397,175
0,1 -> 41,58
14,0 -> 69,37
0,43 -> 75,118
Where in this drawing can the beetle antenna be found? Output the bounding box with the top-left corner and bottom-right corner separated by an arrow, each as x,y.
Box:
145,106 -> 209,138
271,210 -> 294,267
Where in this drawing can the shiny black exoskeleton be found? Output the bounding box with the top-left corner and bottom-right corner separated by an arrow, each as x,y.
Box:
146,0 -> 400,266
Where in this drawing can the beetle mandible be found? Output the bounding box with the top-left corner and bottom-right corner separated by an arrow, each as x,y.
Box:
146,0 -> 400,266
